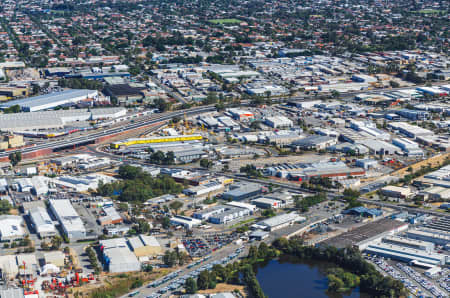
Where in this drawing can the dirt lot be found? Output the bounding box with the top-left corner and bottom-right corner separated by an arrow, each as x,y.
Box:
198,283 -> 246,296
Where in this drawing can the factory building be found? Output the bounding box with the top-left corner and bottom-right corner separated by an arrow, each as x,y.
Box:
381,186 -> 413,198
44,251 -> 65,268
0,215 -> 25,242
264,116 -> 293,129
49,199 -> 86,240
226,108 -> 254,121
358,139 -> 399,156
364,242 -> 447,266
0,108 -> 126,132
170,215 -> 202,229
183,180 -> 224,197
28,207 -> 57,238
110,134 -> 203,149
222,183 -> 262,201
194,205 -> 252,224
269,161 -> 365,181
0,255 -> 19,279
291,135 -> 337,151
128,235 -> 162,258
382,235 -> 435,252
98,206 -> 123,226
100,238 -> 141,273
0,89 -> 99,112
406,228 -> 450,246
388,122 -> 434,139
395,109 -> 430,121
255,213 -> 305,231
251,197 -> 285,209
392,138 -> 424,157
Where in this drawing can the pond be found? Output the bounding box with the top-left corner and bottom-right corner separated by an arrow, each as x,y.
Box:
256,255 -> 370,298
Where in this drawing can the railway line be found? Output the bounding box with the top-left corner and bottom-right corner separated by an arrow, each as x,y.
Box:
0,106 -> 215,160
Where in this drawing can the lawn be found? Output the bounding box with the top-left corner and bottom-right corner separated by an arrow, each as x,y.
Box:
414,9 -> 444,14
209,18 -> 241,24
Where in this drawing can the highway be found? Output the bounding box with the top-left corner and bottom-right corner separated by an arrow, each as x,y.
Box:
0,106 -> 215,159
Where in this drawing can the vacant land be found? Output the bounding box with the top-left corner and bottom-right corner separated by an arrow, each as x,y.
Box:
209,18 -> 241,24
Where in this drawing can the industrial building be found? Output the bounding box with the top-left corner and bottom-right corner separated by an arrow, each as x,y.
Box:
44,251 -> 66,267
222,183 -> 262,201
0,215 -> 25,242
100,238 -> 141,273
266,161 -> 365,181
49,199 -> 86,240
344,207 -> 383,218
405,228 -> 450,246
0,89 -> 99,112
28,207 -> 57,238
183,180 -> 224,197
395,109 -> 430,120
98,206 -> 123,226
321,218 -> 408,249
194,205 -> 252,224
169,215 -> 202,229
264,116 -> 293,129
255,213 -> 304,231
388,122 -> 434,139
251,197 -> 285,209
0,108 -> 126,132
110,134 -> 203,149
382,235 -> 435,252
364,242 -> 447,265
0,255 -> 19,279
291,135 -> 337,151
381,185 -> 413,199
128,235 -> 162,258
392,138 -> 424,157
358,139 -> 399,155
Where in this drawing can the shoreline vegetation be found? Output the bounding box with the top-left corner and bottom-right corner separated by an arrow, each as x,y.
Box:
185,238 -> 407,297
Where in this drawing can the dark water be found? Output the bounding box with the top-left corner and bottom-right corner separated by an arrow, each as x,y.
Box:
255,256 -> 370,298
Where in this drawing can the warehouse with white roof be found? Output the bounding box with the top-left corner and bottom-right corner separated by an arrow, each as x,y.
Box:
28,207 -> 57,238
0,89 -> 98,112
100,238 -> 141,273
0,215 -> 25,242
49,199 -> 86,239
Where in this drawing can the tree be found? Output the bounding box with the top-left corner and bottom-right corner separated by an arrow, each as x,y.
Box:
169,201 -> 183,215
51,236 -> 62,250
8,152 -> 22,167
185,277 -> 197,294
197,270 -> 210,290
162,216 -> 171,229
199,158 -> 213,168
0,200 -> 11,214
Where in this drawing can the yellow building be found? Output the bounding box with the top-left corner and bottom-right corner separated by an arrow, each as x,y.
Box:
111,134 -> 203,149
0,86 -> 29,100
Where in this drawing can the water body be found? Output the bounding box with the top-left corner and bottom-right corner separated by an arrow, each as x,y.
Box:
256,255 -> 370,298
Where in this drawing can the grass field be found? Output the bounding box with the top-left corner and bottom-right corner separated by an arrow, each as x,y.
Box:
209,18 -> 241,24
414,9 -> 444,14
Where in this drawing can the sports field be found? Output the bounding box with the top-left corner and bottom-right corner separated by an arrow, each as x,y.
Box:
209,18 -> 241,24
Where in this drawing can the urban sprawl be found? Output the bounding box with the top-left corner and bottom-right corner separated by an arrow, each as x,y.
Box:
0,0 -> 448,297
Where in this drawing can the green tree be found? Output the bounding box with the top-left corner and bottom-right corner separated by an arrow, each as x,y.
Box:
8,152 -> 21,167
169,201 -> 183,215
185,277 -> 197,294
197,270 -> 210,290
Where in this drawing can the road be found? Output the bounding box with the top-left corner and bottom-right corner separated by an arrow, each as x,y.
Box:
358,198 -> 448,216
0,106 -> 215,159
125,242 -> 247,298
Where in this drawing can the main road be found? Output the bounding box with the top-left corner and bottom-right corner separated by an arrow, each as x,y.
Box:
0,106 -> 215,160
